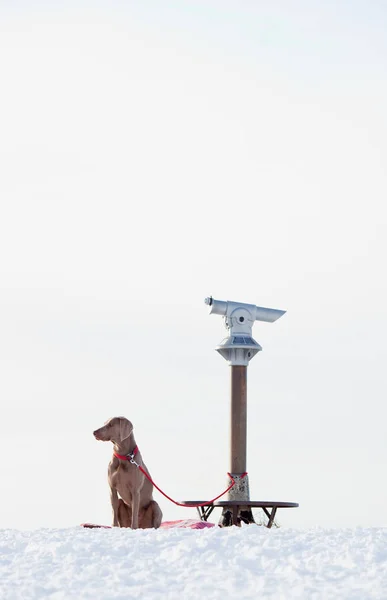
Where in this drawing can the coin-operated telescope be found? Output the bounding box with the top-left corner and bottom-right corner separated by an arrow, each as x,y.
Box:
204,296 -> 286,526
204,296 -> 286,366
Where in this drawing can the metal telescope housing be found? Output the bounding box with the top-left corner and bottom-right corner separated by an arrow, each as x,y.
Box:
204,296 -> 286,366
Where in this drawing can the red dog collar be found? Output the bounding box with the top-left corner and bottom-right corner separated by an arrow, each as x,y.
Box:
113,446 -> 139,463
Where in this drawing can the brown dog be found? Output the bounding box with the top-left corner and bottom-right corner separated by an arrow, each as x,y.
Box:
93,416 -> 162,529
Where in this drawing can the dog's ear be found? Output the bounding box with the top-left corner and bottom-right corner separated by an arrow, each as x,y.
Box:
119,418 -> 132,442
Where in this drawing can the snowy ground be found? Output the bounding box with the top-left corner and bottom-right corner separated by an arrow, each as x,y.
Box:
1,524 -> 386,599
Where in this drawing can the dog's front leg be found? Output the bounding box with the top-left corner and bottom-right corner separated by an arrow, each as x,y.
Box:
131,490 -> 140,529
110,486 -> 120,527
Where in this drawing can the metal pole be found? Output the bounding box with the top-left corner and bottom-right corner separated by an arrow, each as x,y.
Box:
220,364 -> 255,526
230,365 -> 247,473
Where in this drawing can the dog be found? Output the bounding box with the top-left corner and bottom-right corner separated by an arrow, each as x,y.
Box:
93,416 -> 162,529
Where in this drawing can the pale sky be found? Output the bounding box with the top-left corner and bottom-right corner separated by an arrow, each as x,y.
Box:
0,0 -> 386,529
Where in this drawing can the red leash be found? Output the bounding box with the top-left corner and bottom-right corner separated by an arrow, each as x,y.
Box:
113,448 -> 247,508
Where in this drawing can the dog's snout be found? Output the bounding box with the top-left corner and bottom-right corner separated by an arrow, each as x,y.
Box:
93,430 -> 100,439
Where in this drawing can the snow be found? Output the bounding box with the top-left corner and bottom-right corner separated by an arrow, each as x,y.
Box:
1,525 -> 386,599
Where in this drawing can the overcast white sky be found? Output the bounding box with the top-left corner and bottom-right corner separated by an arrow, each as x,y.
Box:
0,0 -> 386,530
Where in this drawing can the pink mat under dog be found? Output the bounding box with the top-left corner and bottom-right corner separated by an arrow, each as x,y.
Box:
159,519 -> 215,529
81,519 -> 215,529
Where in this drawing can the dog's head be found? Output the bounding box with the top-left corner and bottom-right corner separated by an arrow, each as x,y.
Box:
93,416 -> 134,444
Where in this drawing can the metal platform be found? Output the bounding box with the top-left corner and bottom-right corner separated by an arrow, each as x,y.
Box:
180,500 -> 299,528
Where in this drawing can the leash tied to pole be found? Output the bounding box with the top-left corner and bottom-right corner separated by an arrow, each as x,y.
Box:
113,449 -> 247,508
